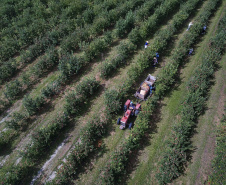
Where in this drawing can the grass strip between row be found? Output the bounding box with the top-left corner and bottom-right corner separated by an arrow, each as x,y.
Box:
96,0 -> 221,184
48,0 -> 206,184
0,77 -> 100,184
156,11 -> 226,184
0,0 -> 159,151
0,0 -> 135,112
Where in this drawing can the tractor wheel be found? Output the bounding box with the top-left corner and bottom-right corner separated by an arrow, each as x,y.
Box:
117,118 -> 121,125
135,110 -> 140,116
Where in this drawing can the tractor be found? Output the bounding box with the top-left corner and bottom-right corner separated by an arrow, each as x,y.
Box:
117,99 -> 141,130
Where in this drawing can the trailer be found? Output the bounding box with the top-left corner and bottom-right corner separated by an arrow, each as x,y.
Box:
134,74 -> 156,101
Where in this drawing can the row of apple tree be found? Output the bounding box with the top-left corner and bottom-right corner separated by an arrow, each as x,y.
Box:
0,0 -> 100,62
0,0 -> 166,139
100,0 -> 186,78
0,0 -> 103,82
0,0 -> 33,30
0,0 -> 163,121
156,12 -> 226,184
96,0 -> 219,184
0,0 -> 148,151
0,0 -> 147,155
0,0 -> 171,182
0,76 -> 100,184
48,0 -> 201,183
0,0 -> 146,85
0,0 -> 143,114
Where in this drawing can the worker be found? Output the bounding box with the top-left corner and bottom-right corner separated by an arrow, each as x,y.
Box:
129,101 -> 135,116
148,85 -> 156,95
144,41 -> 149,49
129,101 -> 133,108
188,48 -> 193,56
202,25 -> 207,34
130,102 -> 135,109
186,21 -> 193,31
123,104 -> 127,112
153,57 -> 158,67
156,52 -> 159,59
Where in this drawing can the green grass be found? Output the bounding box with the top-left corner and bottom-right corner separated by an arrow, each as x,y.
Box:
127,2 -> 226,184
1,1 -> 225,184
177,52 -> 226,185
70,1 -> 211,184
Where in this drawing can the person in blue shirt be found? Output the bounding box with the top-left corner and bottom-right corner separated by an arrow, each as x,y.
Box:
202,25 -> 207,34
144,41 -> 149,49
156,52 -> 159,59
188,48 -> 193,56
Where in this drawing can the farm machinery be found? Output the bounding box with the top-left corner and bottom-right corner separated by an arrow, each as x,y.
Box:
117,99 -> 141,130
134,74 -> 156,101
117,74 -> 156,130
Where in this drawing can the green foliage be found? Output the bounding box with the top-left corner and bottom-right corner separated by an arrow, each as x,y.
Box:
54,115 -> 107,184
0,129 -> 17,149
208,115 -> 226,184
60,29 -> 89,53
41,80 -> 61,98
0,162 -> 32,185
5,112 -> 27,130
84,31 -> 113,61
104,89 -> 122,115
98,0 -> 221,183
128,27 -> 142,45
75,77 -> 100,97
4,79 -> 22,101
24,113 -> 69,160
64,77 -> 100,115
32,47 -> 59,77
21,72 -> 32,87
156,6 -> 225,184
101,40 -> 136,78
22,94 -> 45,116
115,10 -> 135,38
58,53 -> 81,80
20,39 -> 47,63
83,8 -> 95,24
0,58 -> 17,84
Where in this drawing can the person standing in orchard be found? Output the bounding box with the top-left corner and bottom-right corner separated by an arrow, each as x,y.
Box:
153,57 -> 158,67
202,25 -> 207,34
156,52 -> 159,59
144,41 -> 149,49
188,48 -> 194,56
186,21 -> 193,31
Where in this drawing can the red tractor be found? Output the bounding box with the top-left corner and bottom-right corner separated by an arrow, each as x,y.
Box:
117,99 -> 141,130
